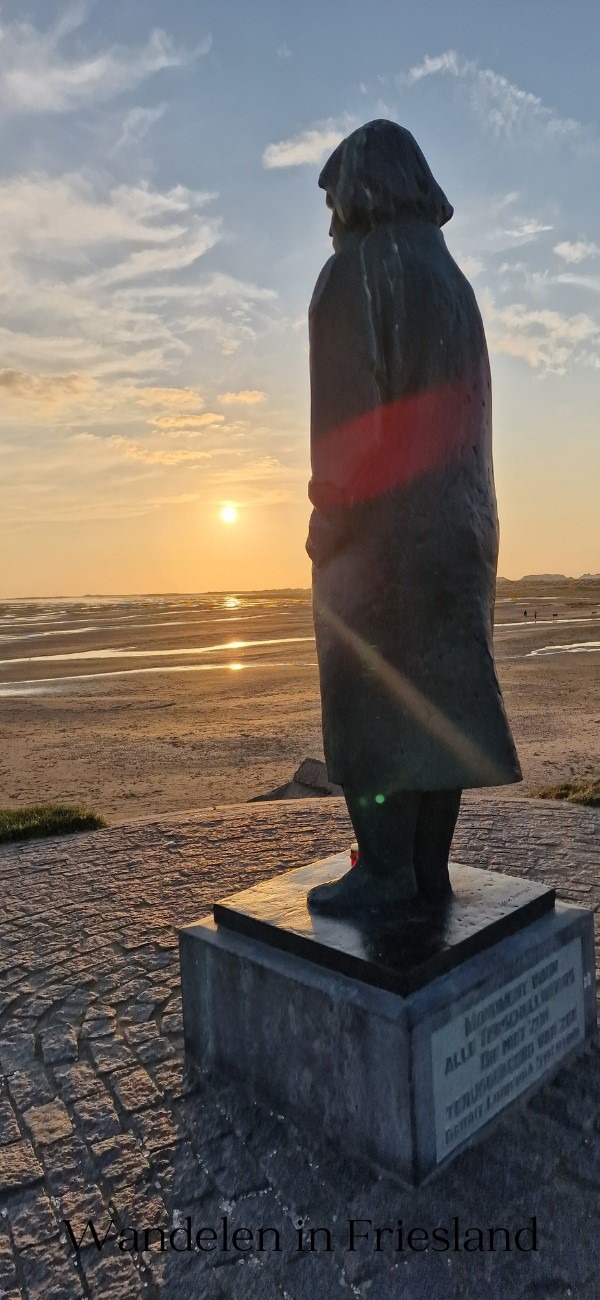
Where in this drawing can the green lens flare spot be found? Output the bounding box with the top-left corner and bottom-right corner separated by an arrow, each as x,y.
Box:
375,793 -> 386,804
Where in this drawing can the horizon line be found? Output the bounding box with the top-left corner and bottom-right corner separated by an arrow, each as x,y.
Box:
1,574 -> 600,601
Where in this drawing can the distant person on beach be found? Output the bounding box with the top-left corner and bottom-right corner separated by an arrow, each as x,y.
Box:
305,119 -> 522,915
523,610 -> 528,618
534,610 -> 537,621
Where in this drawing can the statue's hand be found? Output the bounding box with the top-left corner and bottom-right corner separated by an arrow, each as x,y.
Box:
306,506 -> 349,568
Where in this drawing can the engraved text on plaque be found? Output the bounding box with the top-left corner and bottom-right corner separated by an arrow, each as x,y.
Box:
432,938 -> 585,1161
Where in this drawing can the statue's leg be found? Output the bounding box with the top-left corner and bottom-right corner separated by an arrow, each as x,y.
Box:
347,789 -> 420,878
307,789 -> 419,914
413,790 -> 462,901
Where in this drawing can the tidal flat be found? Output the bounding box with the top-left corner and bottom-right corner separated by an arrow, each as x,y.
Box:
0,582 -> 598,823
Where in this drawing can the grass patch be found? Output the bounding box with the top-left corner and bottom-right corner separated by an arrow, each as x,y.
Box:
0,803 -> 107,844
536,779 -> 600,808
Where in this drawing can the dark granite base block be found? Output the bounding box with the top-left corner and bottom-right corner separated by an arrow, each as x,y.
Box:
213,856 -> 555,996
180,902 -> 596,1185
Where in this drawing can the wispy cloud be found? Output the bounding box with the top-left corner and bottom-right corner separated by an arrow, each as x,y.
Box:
1,413 -> 264,527
0,173 -> 224,380
497,262 -> 552,297
151,414 -> 225,434
147,493 -> 202,506
108,437 -> 214,465
0,6 -> 209,114
218,390 -> 266,405
401,51 -> 582,143
506,220 -> 553,239
208,455 -> 305,506
77,227 -> 220,291
403,51 -> 462,84
447,192 -> 554,267
72,431 -> 235,466
0,369 -> 93,404
213,455 -> 286,481
453,255 -> 483,279
114,272 -> 277,306
0,174 -> 218,254
554,240 -> 599,264
481,292 -> 599,374
262,120 -> 348,169
0,154 -> 281,510
555,272 -> 600,295
132,386 -> 207,410
111,104 -> 166,154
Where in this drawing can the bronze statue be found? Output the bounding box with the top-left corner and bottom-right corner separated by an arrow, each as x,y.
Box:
306,120 -> 521,915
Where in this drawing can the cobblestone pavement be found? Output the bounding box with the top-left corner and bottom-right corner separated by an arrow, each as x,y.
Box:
1,796 -> 599,1300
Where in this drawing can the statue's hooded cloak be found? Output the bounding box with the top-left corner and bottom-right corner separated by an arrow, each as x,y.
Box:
307,120 -> 521,791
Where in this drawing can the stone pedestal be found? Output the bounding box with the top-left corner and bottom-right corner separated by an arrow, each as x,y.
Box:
179,855 -> 597,1185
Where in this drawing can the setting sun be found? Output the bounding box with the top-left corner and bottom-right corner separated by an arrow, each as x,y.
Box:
220,505 -> 237,524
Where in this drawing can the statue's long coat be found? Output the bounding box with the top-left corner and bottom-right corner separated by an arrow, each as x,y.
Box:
307,121 -> 521,793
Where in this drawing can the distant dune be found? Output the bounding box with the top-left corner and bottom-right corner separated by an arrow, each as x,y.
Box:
497,575 -> 600,598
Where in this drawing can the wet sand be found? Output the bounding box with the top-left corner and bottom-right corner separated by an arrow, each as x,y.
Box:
0,588 -> 598,822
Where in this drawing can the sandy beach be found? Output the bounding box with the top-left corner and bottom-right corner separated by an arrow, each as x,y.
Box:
0,583 -> 598,823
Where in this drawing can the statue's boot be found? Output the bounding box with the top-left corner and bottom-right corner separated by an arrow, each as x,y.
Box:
307,858 -> 418,915
307,788 -> 461,917
307,787 -> 420,916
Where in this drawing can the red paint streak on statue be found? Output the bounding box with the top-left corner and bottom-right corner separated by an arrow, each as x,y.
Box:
308,374 -> 483,512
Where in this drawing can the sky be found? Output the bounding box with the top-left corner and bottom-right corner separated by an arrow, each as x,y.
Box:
1,0 -> 599,596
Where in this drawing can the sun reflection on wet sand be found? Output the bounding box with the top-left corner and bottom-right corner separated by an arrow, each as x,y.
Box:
0,636 -> 315,668
528,641 -> 600,656
0,661 -> 317,696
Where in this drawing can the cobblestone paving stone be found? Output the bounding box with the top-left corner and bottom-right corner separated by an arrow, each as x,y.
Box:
0,795 -> 598,1299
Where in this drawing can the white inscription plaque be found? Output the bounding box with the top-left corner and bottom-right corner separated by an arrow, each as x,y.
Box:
431,937 -> 585,1161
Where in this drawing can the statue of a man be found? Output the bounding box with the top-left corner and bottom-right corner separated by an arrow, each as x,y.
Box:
306,120 -> 521,916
